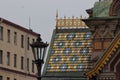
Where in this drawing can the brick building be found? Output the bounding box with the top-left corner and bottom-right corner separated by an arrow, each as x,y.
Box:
83,0 -> 120,79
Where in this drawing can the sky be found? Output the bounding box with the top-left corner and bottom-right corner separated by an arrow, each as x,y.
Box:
0,0 -> 98,43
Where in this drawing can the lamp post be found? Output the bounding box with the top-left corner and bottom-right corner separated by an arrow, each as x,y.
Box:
30,35 -> 48,80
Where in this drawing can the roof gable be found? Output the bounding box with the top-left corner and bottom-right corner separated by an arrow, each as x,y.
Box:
42,17 -> 92,79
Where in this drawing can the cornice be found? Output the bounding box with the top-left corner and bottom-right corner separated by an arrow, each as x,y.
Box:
0,66 -> 37,78
0,17 -> 40,36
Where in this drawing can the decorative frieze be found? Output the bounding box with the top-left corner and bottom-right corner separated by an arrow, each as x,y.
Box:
56,13 -> 87,29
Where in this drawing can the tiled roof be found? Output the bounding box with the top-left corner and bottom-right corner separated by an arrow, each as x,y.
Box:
43,28 -> 92,79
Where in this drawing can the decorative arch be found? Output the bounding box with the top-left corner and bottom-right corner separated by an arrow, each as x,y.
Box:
109,0 -> 120,16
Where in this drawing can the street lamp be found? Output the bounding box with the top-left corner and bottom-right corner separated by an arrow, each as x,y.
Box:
30,34 -> 49,80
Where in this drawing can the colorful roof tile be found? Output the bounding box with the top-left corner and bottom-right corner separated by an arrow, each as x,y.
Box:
42,28 -> 92,80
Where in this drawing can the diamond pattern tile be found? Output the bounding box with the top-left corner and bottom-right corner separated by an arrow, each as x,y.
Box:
46,29 -> 92,72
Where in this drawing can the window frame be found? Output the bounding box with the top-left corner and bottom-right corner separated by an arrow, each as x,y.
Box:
21,35 -> 24,48
7,77 -> 10,80
27,58 -> 29,71
14,32 -> 17,45
0,76 -> 3,80
14,54 -> 17,67
7,52 -> 10,66
21,56 -> 24,70
32,60 -> 34,73
27,37 -> 30,50
0,50 -> 3,64
0,26 -> 3,40
7,29 -> 10,43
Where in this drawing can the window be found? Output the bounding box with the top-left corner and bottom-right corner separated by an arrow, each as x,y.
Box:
0,50 -> 3,64
32,60 -> 34,73
103,41 -> 110,49
7,29 -> 10,43
0,26 -> 3,40
14,54 -> 17,67
14,32 -> 17,45
14,78 -> 16,80
32,39 -> 35,43
21,35 -> 24,48
21,56 -> 24,69
27,37 -> 29,50
27,58 -> 29,71
7,52 -> 10,66
93,41 -> 102,49
0,76 -> 2,80
7,77 -> 10,80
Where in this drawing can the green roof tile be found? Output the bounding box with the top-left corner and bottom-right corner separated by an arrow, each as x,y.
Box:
93,0 -> 112,18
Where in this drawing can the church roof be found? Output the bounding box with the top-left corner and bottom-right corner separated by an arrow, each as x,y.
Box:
86,31 -> 120,78
88,0 -> 120,18
42,17 -> 92,80
93,0 -> 112,17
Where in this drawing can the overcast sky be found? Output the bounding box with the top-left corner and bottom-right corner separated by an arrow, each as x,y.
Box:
0,0 -> 98,42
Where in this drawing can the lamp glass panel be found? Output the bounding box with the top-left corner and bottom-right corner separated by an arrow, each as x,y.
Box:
34,47 -> 38,60
42,48 -> 46,60
39,48 -> 42,59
